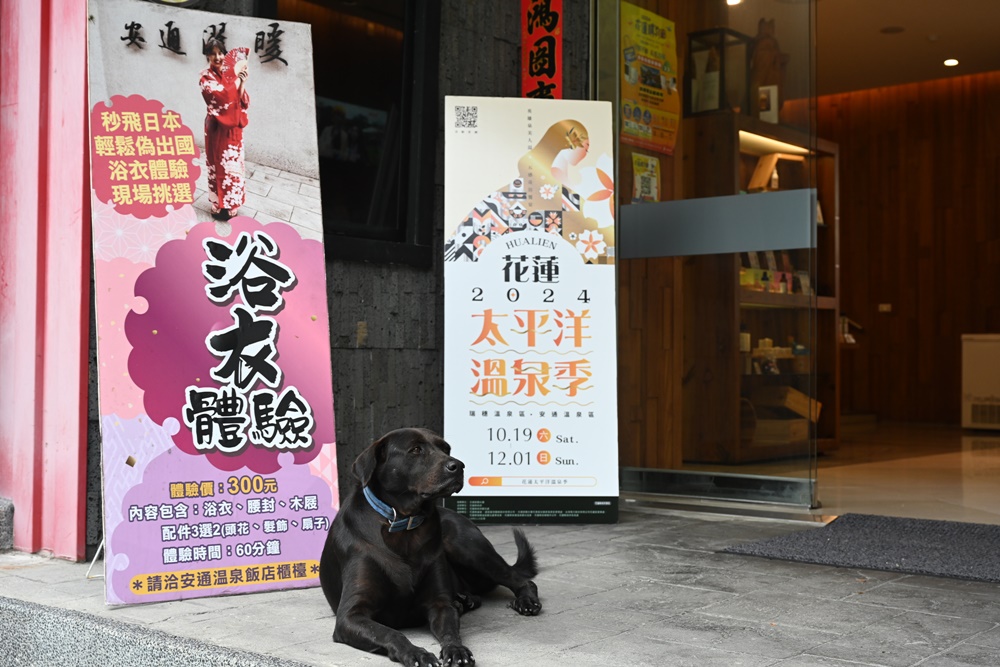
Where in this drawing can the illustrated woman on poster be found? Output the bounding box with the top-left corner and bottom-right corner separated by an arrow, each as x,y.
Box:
199,38 -> 250,220
444,119 -> 615,264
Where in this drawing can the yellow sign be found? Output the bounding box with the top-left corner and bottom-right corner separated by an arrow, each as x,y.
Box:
620,2 -> 680,155
129,559 -> 319,595
631,153 -> 661,203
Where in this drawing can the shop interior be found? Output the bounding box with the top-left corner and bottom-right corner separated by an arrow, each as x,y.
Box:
809,0 -> 1000,524
612,0 -> 1000,523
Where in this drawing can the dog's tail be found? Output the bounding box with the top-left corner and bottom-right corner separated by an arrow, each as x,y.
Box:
511,528 -> 538,579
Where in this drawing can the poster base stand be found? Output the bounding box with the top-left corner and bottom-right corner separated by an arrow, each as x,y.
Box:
446,496 -> 618,524
85,538 -> 105,580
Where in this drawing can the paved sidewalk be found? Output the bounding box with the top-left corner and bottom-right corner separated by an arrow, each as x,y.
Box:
3,507 -> 1000,666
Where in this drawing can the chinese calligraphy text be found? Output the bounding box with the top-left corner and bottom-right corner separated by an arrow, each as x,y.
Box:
521,0 -> 563,99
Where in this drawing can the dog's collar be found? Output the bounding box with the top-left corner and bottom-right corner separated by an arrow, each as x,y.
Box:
362,486 -> 425,532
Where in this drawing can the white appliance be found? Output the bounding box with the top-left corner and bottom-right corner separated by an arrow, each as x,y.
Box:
962,334 -> 1000,429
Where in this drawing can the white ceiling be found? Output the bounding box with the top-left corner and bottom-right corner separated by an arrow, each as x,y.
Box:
728,0 -> 1000,97
817,0 -> 1000,95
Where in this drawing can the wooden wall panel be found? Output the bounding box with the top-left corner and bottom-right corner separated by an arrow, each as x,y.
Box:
618,257 -> 682,469
615,0 -> 723,469
816,72 -> 1000,423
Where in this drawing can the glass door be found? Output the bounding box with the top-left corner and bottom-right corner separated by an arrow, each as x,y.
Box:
597,0 -> 830,507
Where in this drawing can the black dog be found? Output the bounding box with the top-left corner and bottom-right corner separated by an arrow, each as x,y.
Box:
319,428 -> 542,666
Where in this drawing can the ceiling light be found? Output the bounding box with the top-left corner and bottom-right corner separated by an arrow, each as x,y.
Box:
727,0 -> 743,5
944,58 -> 959,67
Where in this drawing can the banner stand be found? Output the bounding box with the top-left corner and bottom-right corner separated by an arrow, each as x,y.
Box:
442,96 -> 619,523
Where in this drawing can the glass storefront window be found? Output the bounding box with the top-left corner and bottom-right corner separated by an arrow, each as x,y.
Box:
597,0 -> 827,506
265,0 -> 439,265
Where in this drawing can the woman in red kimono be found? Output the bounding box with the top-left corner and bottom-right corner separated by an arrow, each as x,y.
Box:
200,38 -> 250,220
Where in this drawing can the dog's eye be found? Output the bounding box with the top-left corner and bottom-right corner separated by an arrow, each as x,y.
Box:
409,446 -> 422,455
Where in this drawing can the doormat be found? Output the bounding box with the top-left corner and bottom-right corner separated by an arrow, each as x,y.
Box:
722,513 -> 1000,583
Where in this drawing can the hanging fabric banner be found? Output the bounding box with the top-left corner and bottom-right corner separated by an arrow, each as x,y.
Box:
87,0 -> 337,605
521,0 -> 564,99
443,96 -> 618,523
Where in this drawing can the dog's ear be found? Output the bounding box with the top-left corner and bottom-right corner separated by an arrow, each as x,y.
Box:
352,435 -> 387,485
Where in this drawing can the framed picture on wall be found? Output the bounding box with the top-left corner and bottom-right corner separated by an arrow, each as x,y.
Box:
758,84 -> 778,123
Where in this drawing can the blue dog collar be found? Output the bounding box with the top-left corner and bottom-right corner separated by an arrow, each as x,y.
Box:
363,486 -> 425,532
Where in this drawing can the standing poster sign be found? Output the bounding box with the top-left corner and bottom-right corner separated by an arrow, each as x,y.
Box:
443,97 -> 618,523
620,1 -> 681,155
87,0 -> 337,605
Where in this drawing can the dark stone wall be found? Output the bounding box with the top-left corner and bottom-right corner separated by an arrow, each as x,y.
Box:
87,277 -> 102,557
86,1 -> 594,554
328,0 -> 592,497
438,0 -> 591,100
325,260 -> 444,495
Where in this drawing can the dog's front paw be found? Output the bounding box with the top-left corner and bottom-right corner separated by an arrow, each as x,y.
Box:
508,581 -> 541,616
400,647 -> 441,667
440,644 -> 475,666
453,592 -> 482,613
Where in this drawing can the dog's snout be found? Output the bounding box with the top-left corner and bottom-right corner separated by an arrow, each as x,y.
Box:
445,458 -> 464,473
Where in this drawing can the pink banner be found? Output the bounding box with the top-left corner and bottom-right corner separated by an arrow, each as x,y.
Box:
88,3 -> 336,605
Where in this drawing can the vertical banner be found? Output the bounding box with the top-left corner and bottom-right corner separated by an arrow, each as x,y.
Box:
87,0 -> 337,604
521,0 -> 563,99
620,1 -> 680,154
443,97 -> 618,523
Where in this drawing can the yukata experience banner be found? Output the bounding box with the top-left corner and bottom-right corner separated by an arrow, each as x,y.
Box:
443,97 -> 619,523
87,0 -> 337,605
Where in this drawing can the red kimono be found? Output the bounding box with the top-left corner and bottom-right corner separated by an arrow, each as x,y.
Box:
199,66 -> 250,213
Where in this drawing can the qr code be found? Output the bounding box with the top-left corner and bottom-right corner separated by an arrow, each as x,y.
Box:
636,174 -> 658,201
455,105 -> 478,129
638,174 -> 653,197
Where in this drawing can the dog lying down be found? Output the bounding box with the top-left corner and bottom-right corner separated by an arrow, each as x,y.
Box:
319,428 -> 542,666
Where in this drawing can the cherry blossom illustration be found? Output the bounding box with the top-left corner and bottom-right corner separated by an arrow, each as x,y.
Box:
575,153 -> 615,230
546,212 -> 561,233
539,183 -> 558,200
575,229 -> 608,261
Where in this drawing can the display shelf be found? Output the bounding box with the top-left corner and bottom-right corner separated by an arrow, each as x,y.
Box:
739,292 -> 836,310
681,111 -> 840,465
750,349 -> 795,359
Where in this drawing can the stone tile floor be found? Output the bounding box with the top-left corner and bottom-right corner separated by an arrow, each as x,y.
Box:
2,507 -> 999,666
